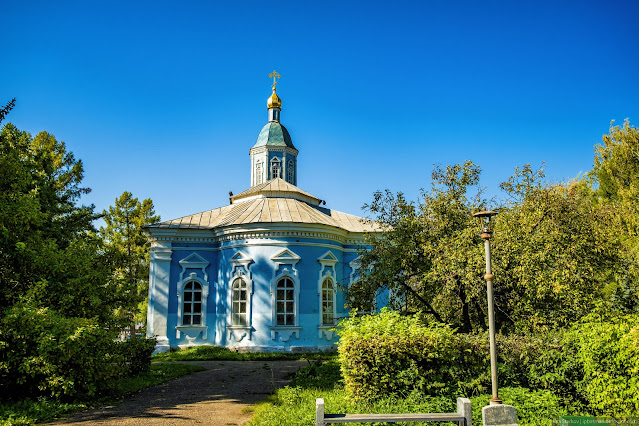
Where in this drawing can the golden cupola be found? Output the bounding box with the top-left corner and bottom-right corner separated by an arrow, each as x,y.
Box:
267,87 -> 282,109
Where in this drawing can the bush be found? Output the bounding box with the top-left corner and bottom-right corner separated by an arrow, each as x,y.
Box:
337,308 -> 487,400
0,302 -> 124,400
569,314 -> 639,417
115,337 -> 156,375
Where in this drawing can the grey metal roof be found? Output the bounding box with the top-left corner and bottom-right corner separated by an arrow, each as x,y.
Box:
147,179 -> 379,233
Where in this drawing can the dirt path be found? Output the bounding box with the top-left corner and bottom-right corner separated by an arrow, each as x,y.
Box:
48,360 -> 307,426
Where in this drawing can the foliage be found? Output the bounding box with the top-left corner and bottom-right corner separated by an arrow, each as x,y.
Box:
0,119 -> 158,403
569,314 -> 639,418
352,159 -> 624,333
116,336 -> 156,375
589,119 -> 639,312
250,361 -> 570,426
351,161 -> 487,332
100,191 -> 160,332
494,164 -> 621,332
0,302 -> 124,400
0,98 -> 15,124
152,345 -> 336,362
0,363 -> 204,425
337,309 -> 486,400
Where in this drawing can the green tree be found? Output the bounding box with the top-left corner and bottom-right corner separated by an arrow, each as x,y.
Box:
0,117 -> 132,399
350,161 -> 487,332
351,161 -> 622,333
494,164 -> 621,332
589,119 -> 639,312
100,192 -> 160,336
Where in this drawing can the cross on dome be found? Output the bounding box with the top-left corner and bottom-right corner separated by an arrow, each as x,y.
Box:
269,70 -> 281,88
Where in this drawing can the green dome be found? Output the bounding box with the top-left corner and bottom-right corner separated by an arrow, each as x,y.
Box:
253,122 -> 295,149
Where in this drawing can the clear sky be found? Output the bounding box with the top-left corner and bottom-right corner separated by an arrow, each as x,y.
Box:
4,0 -> 639,223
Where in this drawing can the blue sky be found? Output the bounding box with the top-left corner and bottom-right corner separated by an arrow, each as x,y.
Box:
4,0 -> 638,223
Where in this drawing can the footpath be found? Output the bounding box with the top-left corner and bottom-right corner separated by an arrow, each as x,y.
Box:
48,360 -> 306,426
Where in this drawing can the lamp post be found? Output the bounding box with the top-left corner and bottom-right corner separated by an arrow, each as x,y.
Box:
473,210 -> 502,405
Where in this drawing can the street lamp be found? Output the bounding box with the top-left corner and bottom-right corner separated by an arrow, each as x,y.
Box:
473,210 -> 502,405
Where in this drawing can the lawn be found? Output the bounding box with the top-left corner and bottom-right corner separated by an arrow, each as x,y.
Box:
152,345 -> 337,362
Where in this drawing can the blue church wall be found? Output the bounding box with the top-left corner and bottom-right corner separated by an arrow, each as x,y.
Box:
158,235 -> 363,350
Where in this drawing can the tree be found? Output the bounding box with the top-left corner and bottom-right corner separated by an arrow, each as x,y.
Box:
494,165 -> 621,332
0,119 -> 134,399
100,192 -> 160,337
350,161 -> 623,333
350,161 -> 488,332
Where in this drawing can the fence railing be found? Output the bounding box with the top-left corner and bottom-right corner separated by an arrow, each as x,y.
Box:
315,397 -> 472,426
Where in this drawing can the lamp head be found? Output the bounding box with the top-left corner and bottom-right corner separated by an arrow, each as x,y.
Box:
473,210 -> 497,237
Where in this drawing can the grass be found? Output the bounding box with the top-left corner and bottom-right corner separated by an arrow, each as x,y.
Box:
0,363 -> 205,426
152,345 -> 338,362
249,360 -> 575,426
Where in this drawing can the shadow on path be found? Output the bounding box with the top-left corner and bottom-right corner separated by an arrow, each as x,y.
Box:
48,360 -> 306,426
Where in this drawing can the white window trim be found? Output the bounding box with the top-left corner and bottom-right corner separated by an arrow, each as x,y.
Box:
176,272 -> 209,341
228,251 -> 253,342
318,251 -> 339,340
270,249 -> 301,342
270,156 -> 281,180
175,253 -> 210,341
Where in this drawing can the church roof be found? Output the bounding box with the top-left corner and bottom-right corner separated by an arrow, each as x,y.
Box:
147,179 -> 379,234
231,178 -> 320,205
253,122 -> 296,149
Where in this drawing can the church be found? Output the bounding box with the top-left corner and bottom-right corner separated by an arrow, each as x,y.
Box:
145,72 -> 379,352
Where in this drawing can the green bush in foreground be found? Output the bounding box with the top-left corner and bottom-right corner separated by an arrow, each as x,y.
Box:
337,309 -> 486,400
0,302 -> 158,401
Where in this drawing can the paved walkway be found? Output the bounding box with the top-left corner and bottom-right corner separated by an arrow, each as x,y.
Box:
48,360 -> 306,426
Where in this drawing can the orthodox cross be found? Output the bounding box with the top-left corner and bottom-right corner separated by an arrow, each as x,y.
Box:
269,70 -> 281,88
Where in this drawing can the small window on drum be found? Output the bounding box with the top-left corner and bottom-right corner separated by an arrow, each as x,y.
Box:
182,281 -> 202,325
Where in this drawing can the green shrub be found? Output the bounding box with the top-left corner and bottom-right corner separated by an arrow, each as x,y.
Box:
115,337 -> 156,375
337,308 -> 487,400
0,302 -> 124,400
569,314 -> 639,417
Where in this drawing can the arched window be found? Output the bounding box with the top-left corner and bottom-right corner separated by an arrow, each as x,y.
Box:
321,278 -> 335,325
270,157 -> 281,180
287,160 -> 294,184
276,277 -> 295,325
232,278 -> 248,326
256,161 -> 263,185
182,281 -> 202,325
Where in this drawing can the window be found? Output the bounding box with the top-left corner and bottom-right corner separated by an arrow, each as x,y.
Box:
287,160 -> 294,184
232,278 -> 248,326
270,157 -> 281,180
276,277 -> 295,325
321,278 -> 335,325
256,161 -> 263,185
182,281 -> 202,325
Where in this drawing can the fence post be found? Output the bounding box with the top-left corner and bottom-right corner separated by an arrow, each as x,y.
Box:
457,397 -> 472,426
315,398 -> 325,426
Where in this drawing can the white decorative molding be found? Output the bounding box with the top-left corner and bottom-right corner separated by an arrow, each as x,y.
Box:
317,251 -> 338,330
228,325 -> 252,342
349,256 -> 362,288
178,252 -> 209,283
227,251 -> 254,341
318,326 -> 336,340
175,271 -> 210,340
272,248 -> 301,267
269,326 -> 301,342
270,248 -> 301,341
